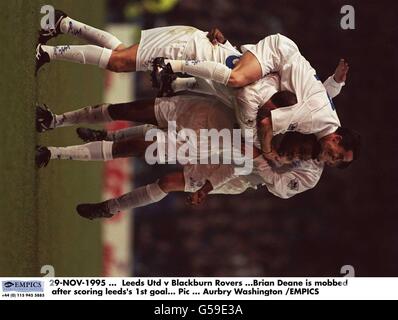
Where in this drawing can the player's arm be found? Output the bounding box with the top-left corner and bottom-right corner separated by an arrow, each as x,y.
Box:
228,51 -> 263,87
228,35 -> 292,88
207,27 -> 242,52
333,58 -> 349,83
188,164 -> 236,205
257,116 -> 278,161
256,102 -> 284,163
207,27 -> 227,45
323,59 -> 349,98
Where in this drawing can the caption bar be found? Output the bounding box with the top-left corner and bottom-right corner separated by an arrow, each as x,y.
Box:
1,277 -> 397,300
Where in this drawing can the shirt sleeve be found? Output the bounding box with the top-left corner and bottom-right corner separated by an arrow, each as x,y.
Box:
270,103 -> 313,135
323,75 -> 345,99
220,40 -> 239,52
207,164 -> 237,190
253,156 -> 323,199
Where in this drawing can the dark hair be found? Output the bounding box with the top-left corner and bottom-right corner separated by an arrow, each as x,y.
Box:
276,132 -> 320,161
257,91 -> 298,121
335,127 -> 361,169
271,90 -> 298,108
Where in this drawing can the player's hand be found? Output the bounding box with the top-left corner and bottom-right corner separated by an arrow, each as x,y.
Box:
187,180 -> 213,205
207,28 -> 227,45
263,150 -> 284,167
333,59 -> 349,83
187,191 -> 206,205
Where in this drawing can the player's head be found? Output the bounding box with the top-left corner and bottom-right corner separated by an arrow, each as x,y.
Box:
277,132 -> 320,161
318,127 -> 361,168
270,90 -> 297,108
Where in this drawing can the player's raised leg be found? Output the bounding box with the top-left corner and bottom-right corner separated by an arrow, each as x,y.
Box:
37,43 -> 140,74
36,9 -> 130,74
39,9 -> 125,50
36,24 -> 233,77
152,51 -> 261,88
36,99 -> 157,132
35,136 -> 153,168
154,34 -> 300,88
36,43 -> 113,74
153,57 -> 232,86
76,171 -> 185,220
76,124 -> 156,143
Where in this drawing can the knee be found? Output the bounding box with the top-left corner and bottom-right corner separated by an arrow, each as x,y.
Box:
108,45 -> 137,72
108,51 -> 124,72
108,50 -> 134,72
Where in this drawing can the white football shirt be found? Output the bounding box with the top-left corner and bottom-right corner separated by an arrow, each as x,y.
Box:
241,34 -> 341,139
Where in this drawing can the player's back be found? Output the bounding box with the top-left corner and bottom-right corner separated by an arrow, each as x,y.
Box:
278,48 -> 341,138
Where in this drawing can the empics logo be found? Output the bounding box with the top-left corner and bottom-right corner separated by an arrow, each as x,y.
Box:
2,280 -> 44,292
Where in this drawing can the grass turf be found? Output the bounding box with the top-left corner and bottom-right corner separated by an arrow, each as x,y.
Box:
0,0 -> 105,276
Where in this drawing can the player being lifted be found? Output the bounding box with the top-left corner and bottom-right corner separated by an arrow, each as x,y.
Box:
36,10 -> 358,167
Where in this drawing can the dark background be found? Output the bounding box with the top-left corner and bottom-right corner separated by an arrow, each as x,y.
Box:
109,0 -> 398,276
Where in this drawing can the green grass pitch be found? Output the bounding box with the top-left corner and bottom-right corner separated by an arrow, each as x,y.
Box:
0,0 -> 106,276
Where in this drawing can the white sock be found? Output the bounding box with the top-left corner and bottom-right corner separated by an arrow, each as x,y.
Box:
53,103 -> 112,128
42,45 -> 112,69
165,59 -> 231,85
48,141 -> 113,161
165,59 -> 183,72
107,124 -> 155,141
171,77 -> 197,92
60,17 -> 123,50
106,182 -> 167,214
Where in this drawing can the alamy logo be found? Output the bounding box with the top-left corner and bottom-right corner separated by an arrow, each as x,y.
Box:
340,5 -> 355,30
2,280 -> 44,292
40,5 -> 55,31
144,121 -> 254,175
